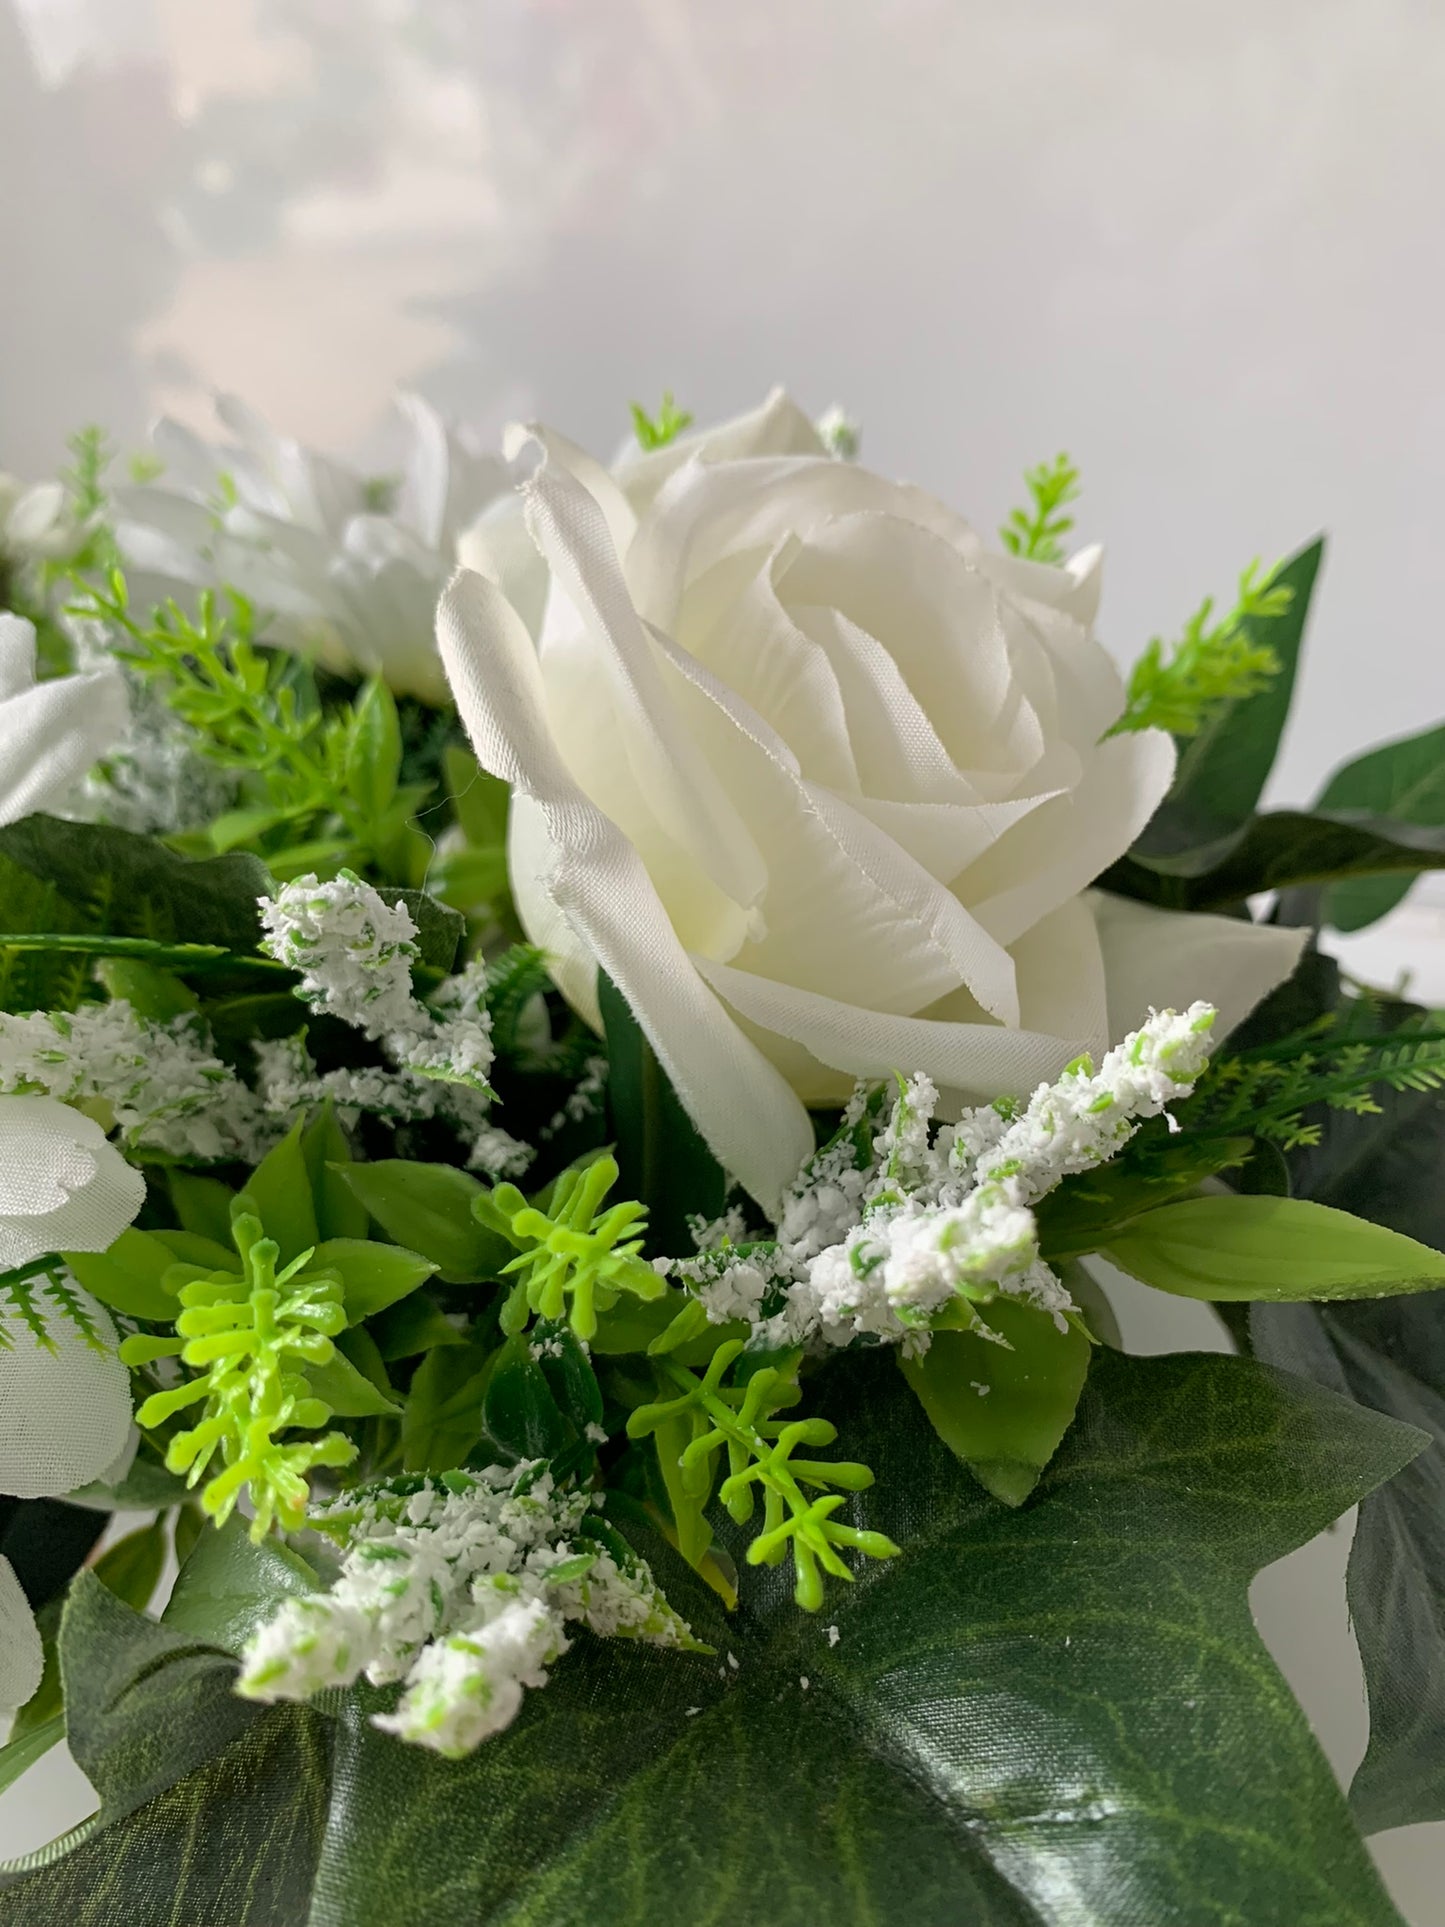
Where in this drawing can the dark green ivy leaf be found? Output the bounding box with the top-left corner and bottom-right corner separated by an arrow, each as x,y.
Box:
1315,721 -> 1445,932
1240,956 -> 1445,1835
0,1351 -> 1419,1926
1251,1296 -> 1445,1835
1104,809 -> 1445,913
0,815 -> 272,955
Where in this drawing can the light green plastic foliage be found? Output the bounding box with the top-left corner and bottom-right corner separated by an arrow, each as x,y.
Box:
627,1340 -> 898,1611
475,1153 -> 666,1343
121,1213 -> 356,1538
235,1119 -> 317,1267
899,1298 -> 1093,1506
1103,1195 -> 1445,1302
63,1229 -> 181,1322
336,1158 -> 501,1284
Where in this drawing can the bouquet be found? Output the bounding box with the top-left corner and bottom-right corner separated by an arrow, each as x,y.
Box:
0,390 -> 1441,1926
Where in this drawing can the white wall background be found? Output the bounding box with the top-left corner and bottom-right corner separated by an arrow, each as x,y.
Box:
2,0 -> 1443,1917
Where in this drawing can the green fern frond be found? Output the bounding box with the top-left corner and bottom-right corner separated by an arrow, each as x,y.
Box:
999,453 -> 1081,565
483,943 -> 553,1058
1175,1012 -> 1445,1151
1108,560 -> 1291,739
630,392 -> 693,452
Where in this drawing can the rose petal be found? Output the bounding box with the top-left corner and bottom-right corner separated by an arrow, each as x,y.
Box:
964,727 -> 1177,947
439,568 -> 814,1213
697,953 -> 1088,1109
1089,889 -> 1309,1043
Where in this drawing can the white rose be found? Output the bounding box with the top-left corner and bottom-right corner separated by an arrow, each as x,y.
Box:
439,392 -> 1304,1213
0,614 -> 129,828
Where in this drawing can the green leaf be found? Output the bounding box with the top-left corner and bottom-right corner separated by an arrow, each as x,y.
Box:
598,968 -> 725,1256
60,1228 -> 177,1321
0,1714 -> 64,1800
1035,1132 -> 1251,1262
442,743 -> 509,849
898,1297 -> 1091,1505
0,1708 -> 333,1918
1107,808 -> 1445,912
336,1159 -> 505,1283
307,1344 -> 402,1418
149,1228 -> 240,1274
347,678 -> 403,824
169,1171 -> 237,1245
66,1455 -> 191,1513
300,1100 -> 369,1242
1253,1294 -> 1445,1834
1102,1195 -> 1445,1302
308,1238 -> 436,1324
1315,722 -> 1445,931
479,1334 -> 570,1463
57,1573 -> 258,1830
162,1514 -> 319,1657
1153,537 -> 1324,838
0,814 -> 272,956
389,888 -> 464,974
400,1342 -> 491,1473
367,1292 -> 466,1362
92,1519 -> 168,1612
234,1118 -> 317,1266
18,1351 -> 1417,1925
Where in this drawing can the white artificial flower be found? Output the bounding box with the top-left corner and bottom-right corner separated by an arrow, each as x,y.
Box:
0,1251 -> 135,1732
114,392 -> 508,703
0,1268 -> 132,1498
0,614 -> 129,828
0,474 -> 85,567
0,1094 -> 145,1272
437,390 -> 1307,1212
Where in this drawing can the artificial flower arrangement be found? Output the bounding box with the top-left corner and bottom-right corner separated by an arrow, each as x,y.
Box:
0,390 -> 1441,1926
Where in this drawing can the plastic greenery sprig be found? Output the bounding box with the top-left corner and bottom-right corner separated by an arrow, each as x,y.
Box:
1108,560 -> 1291,740
999,452 -> 1081,564
120,1213 -> 355,1537
475,1154 -> 666,1343
627,1340 -> 899,1610
1173,1012 -> 1445,1151
73,571 -> 427,883
630,391 -> 693,452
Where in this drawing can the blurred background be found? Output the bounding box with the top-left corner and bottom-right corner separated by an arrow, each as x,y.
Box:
2,0 -> 1443,1915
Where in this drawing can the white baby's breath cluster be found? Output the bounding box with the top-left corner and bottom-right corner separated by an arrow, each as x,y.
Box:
0,1001 -> 272,1162
237,1462 -> 697,1758
256,872 -> 532,1177
663,1006 -> 1217,1356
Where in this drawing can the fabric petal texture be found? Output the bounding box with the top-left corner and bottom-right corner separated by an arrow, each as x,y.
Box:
0,1277 -> 132,1500
0,1096 -> 147,1272
0,614 -> 129,828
